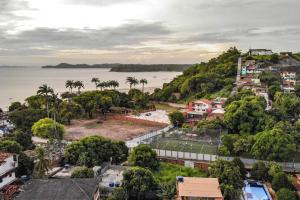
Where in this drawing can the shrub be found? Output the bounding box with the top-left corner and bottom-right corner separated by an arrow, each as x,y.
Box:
71,167 -> 94,178
31,118 -> 65,139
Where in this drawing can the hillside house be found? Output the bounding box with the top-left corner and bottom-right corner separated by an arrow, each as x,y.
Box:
0,152 -> 18,190
249,49 -> 273,56
176,177 -> 223,200
281,70 -> 297,93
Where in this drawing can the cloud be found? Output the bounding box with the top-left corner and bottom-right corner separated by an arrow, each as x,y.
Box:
63,0 -> 139,6
0,22 -> 171,55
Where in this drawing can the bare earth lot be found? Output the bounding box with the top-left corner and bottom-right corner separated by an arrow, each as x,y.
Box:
65,118 -> 160,141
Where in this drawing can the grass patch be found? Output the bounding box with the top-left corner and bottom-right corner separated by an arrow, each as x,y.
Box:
150,138 -> 218,154
154,103 -> 179,113
154,162 -> 207,183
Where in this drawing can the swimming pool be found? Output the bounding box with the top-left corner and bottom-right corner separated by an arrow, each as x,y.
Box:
243,181 -> 272,200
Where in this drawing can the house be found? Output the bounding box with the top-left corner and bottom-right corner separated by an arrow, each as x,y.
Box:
0,152 -> 18,190
281,70 -> 297,93
176,177 -> 223,200
188,99 -> 213,114
249,49 -> 273,56
15,178 -> 98,200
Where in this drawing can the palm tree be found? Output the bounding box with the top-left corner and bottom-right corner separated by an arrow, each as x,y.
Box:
91,78 -> 100,90
34,147 -> 50,178
37,84 -> 54,117
140,78 -> 148,92
126,77 -> 139,89
65,80 -> 74,93
74,81 -> 84,93
110,80 -> 119,90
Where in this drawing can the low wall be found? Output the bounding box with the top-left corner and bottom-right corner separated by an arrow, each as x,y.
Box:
113,115 -> 168,127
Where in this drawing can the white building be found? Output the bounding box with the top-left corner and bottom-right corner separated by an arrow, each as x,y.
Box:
249,49 -> 273,56
0,152 -> 18,189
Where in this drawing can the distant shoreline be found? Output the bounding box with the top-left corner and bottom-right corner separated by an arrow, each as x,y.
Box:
42,63 -> 192,72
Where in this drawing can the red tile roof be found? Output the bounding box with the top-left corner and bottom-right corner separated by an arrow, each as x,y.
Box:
177,177 -> 223,198
0,152 -> 12,164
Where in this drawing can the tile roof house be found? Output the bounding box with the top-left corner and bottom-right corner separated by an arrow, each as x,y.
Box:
0,152 -> 18,190
176,177 -> 223,200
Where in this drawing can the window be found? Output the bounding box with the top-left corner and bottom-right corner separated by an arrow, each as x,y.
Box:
0,178 -> 3,183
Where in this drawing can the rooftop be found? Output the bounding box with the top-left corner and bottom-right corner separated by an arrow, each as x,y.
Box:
16,178 -> 98,200
0,152 -> 13,164
177,177 -> 223,198
193,99 -> 213,105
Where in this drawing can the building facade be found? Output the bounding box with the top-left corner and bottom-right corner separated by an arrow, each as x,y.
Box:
0,153 -> 18,190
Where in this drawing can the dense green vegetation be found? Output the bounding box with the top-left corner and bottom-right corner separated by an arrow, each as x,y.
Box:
152,47 -> 240,102
64,136 -> 128,167
71,167 -> 94,178
128,144 -> 159,170
31,118 -> 65,139
42,63 -> 191,72
154,162 -> 206,183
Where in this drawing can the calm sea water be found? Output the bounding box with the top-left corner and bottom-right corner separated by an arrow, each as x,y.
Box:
0,67 -> 181,110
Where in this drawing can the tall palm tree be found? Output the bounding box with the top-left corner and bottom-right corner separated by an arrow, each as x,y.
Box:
140,78 -> 148,92
37,84 -> 54,117
34,147 -> 50,178
110,80 -> 119,90
74,81 -> 84,93
91,78 -> 100,90
65,80 -> 74,93
126,77 -> 139,89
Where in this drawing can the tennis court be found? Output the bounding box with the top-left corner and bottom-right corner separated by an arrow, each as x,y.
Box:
150,138 -> 218,154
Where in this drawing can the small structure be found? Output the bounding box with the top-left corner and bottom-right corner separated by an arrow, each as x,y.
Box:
249,49 -> 273,56
176,177 -> 223,200
15,178 -> 98,200
0,152 -> 18,190
281,70 -> 297,93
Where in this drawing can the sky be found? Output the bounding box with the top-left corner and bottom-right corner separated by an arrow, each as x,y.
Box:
1,0 -> 300,66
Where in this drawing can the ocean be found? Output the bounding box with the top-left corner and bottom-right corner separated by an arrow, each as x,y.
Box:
0,66 -> 181,110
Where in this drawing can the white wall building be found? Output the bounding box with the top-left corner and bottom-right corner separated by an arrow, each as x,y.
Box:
249,49 -> 273,56
0,153 -> 18,189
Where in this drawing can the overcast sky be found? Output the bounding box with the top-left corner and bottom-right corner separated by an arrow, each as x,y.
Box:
1,0 -> 300,66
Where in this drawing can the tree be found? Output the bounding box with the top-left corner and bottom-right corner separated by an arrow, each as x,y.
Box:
98,96 -> 112,120
58,100 -> 82,125
122,167 -> 158,200
268,162 -> 283,179
64,136 -> 128,167
272,172 -> 293,191
74,80 -> 84,93
276,188 -> 297,200
232,157 -> 247,179
0,140 -> 22,153
168,111 -> 185,127
25,95 -> 44,109
251,161 -> 268,181
8,102 -> 23,112
251,128 -> 297,161
126,77 -> 139,89
33,147 -> 50,178
65,80 -> 74,93
37,84 -> 54,117
109,80 -> 119,90
270,53 -> 279,64
157,182 -> 176,200
91,78 -> 99,90
109,187 -> 128,200
31,118 -> 65,139
128,144 -> 159,170
73,91 -> 98,118
16,152 -> 34,177
224,96 -> 267,134
140,78 -> 148,92
71,167 -> 94,178
209,159 -> 244,200
12,130 -> 34,150
9,108 -> 47,132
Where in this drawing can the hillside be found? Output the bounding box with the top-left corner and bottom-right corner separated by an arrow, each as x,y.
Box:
151,47 -> 241,102
42,63 -> 191,72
